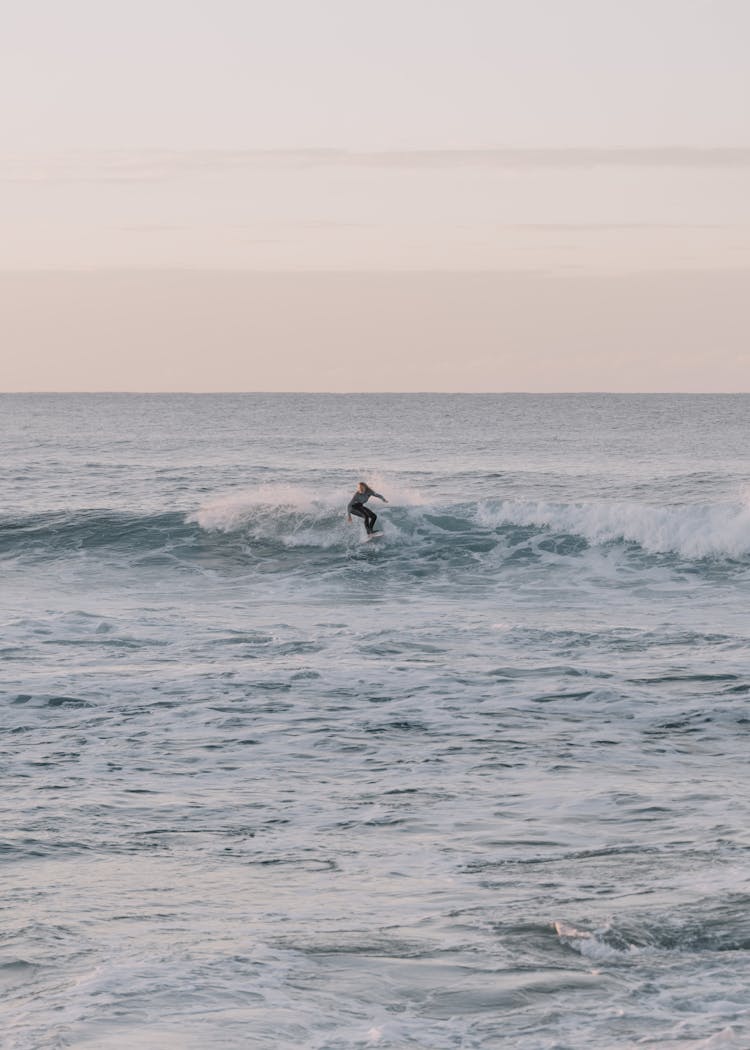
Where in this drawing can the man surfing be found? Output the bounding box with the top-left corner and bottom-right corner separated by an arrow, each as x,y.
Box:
347,481 -> 388,535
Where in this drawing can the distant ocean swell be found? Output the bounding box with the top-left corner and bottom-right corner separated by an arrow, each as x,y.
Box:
3,487 -> 750,564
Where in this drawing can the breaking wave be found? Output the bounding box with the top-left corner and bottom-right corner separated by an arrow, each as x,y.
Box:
3,487 -> 749,567
478,495 -> 750,560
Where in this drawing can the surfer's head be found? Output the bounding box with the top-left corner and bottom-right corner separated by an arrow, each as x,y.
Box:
357,481 -> 368,492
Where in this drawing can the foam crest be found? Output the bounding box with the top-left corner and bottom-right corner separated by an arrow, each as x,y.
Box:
188,484 -> 339,533
478,495 -> 750,559
554,921 -> 640,962
188,481 -> 428,542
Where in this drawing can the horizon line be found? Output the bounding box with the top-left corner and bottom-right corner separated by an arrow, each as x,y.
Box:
2,391 -> 748,397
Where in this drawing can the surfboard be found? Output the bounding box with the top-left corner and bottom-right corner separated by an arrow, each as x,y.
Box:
365,532 -> 384,541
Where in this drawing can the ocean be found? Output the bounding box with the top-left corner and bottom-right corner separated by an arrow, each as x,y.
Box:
1,392 -> 749,1049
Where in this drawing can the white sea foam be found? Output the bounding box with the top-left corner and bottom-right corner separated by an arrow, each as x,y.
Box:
477,495 -> 750,558
192,486 -> 750,559
188,483 -> 336,532
554,921 -> 640,962
189,481 -> 427,535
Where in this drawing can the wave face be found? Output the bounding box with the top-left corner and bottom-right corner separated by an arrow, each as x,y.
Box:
2,393 -> 750,1050
475,494 -> 750,560
4,489 -> 749,574
190,486 -> 750,561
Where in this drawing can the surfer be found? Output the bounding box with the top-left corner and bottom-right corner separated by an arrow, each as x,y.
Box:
347,481 -> 387,535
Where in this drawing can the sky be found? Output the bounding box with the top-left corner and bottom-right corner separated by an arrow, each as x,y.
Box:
1,0 -> 749,391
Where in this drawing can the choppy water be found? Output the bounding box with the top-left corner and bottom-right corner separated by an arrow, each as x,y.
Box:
1,393 -> 749,1049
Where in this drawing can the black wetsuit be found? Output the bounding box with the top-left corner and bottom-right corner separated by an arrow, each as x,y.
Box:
348,488 -> 384,534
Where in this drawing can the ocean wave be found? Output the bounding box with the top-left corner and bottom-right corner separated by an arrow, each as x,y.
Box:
2,488 -> 749,566
475,495 -> 750,560
187,487 -> 750,564
555,895 -> 750,962
0,510 -> 193,558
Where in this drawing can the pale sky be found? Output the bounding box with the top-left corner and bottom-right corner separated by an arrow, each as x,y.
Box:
1,0 -> 749,391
